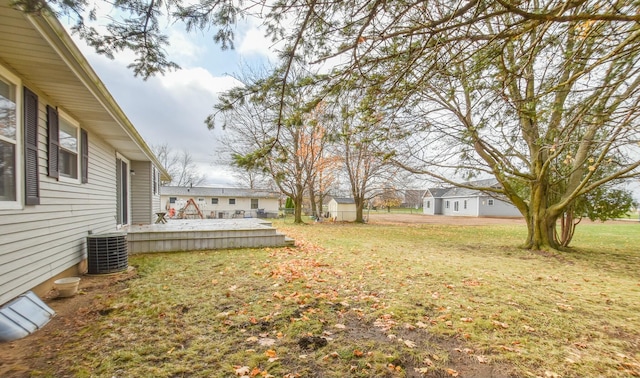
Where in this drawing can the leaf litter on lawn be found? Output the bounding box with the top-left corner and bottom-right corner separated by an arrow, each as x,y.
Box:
5,219 -> 639,377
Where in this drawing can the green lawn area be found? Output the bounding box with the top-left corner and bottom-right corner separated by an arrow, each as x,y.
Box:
49,220 -> 639,377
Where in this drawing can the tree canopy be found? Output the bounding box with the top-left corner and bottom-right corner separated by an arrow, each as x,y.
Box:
20,0 -> 640,249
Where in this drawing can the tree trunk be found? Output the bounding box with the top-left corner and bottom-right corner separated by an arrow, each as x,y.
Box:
308,184 -> 317,219
293,198 -> 304,223
524,178 -> 560,250
354,197 -> 365,223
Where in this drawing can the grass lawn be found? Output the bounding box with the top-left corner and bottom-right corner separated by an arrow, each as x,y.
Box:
46,221 -> 639,377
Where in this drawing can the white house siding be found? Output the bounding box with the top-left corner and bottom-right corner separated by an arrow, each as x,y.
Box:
441,197 -> 480,217
477,196 -> 521,217
162,194 -> 279,218
0,89 -> 120,305
130,160 -> 154,224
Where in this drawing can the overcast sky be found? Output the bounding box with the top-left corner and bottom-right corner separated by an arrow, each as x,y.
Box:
70,18 -> 278,186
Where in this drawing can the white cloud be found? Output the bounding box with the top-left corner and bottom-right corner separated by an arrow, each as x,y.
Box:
159,67 -> 242,95
237,26 -> 279,60
166,29 -> 205,65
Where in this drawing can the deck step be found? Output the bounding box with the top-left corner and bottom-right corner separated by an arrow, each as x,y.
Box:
127,219 -> 291,254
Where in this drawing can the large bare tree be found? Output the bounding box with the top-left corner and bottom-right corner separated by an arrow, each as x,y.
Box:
152,144 -> 205,187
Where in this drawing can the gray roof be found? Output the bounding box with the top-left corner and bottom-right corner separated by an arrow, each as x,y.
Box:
331,197 -> 356,204
425,188 -> 450,198
428,179 -> 502,198
160,186 -> 280,199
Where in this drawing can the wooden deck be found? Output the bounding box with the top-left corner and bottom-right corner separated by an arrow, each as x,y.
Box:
126,219 -> 293,254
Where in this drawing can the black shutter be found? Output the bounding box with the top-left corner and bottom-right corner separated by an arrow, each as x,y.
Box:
81,128 -> 88,183
24,87 -> 40,205
152,166 -> 157,194
46,105 -> 59,179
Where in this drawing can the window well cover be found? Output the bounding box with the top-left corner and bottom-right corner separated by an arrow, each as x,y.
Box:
0,291 -> 55,342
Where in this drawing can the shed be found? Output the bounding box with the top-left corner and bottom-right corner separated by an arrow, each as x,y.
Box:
328,197 -> 357,222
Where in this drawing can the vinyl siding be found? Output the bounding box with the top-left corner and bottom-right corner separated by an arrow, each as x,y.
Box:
130,161 -> 152,224
0,86 -> 118,305
161,195 -> 279,217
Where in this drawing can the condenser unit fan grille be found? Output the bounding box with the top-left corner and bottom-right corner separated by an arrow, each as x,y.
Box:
87,233 -> 128,274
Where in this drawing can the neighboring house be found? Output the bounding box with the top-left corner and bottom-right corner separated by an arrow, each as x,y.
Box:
328,197 -> 357,222
160,186 -> 280,218
422,188 -> 450,216
0,2 -> 169,306
423,179 -> 521,217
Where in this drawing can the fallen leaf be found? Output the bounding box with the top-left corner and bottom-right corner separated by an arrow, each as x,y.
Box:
423,357 -> 434,366
246,336 -> 258,343
353,349 -> 364,357
334,323 -> 346,329
492,320 -> 509,329
234,366 -> 250,376
404,340 -> 417,348
250,367 -> 261,377
446,368 -> 459,377
460,317 -> 473,323
416,321 -> 429,329
415,367 -> 430,374
476,355 -> 488,363
265,349 -> 277,358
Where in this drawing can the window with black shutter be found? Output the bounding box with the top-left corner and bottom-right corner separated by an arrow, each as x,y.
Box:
23,87 -> 39,205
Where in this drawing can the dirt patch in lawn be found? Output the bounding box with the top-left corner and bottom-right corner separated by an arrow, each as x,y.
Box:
0,268 -> 138,378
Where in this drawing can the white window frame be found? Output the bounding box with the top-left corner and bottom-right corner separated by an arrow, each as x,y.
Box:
454,201 -> 459,212
251,198 -> 259,209
211,198 -> 218,205
57,109 -> 80,183
229,198 -> 236,205
445,200 -> 450,209
463,200 -> 467,210
426,200 -> 430,209
0,65 -> 23,210
488,199 -> 494,206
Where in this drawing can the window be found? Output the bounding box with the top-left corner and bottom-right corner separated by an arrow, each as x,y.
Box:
198,198 -> 204,202
58,112 -> 79,179
251,198 -> 259,209
445,200 -> 450,209
463,200 -> 467,210
454,201 -> 459,212
229,198 -> 236,205
488,199 -> 494,206
426,200 -> 431,209
47,106 -> 87,183
0,72 -> 18,203
211,198 -> 218,205
169,197 -> 177,204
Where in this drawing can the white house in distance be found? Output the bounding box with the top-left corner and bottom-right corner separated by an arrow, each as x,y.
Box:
160,186 -> 280,219
328,197 -> 357,222
423,179 -> 521,217
0,1 -> 168,306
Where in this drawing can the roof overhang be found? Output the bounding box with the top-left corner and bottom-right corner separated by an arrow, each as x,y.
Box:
0,0 -> 170,180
